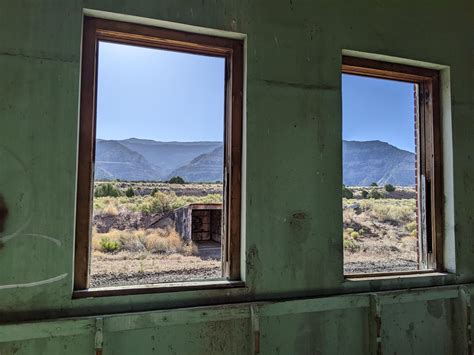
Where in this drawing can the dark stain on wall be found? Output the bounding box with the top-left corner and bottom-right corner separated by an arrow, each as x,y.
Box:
0,194 -> 8,233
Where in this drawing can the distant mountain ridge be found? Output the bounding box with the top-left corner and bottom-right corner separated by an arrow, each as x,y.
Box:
95,138 -> 415,186
95,139 -> 224,182
343,140 -> 415,186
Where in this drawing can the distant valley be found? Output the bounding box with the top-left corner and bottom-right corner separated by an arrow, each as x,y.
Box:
95,139 -> 223,182
95,138 -> 415,186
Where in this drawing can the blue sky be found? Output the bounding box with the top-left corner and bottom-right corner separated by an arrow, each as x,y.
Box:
96,41 -> 225,142
97,42 -> 415,153
342,73 -> 415,152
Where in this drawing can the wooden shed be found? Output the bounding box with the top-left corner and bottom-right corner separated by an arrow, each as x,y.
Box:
174,204 -> 222,243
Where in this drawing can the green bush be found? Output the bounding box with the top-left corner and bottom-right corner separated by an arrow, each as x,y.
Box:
343,238 -> 360,252
369,190 -> 383,199
405,221 -> 417,232
125,187 -> 135,197
94,183 -> 121,198
168,176 -> 185,184
370,182 -> 378,187
139,191 -> 178,214
361,190 -> 369,198
342,185 -> 354,199
99,237 -> 121,252
384,184 -> 396,192
350,231 -> 360,239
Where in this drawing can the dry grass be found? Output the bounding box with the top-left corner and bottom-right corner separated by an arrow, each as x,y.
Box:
342,197 -> 418,264
92,227 -> 198,256
103,203 -> 119,216
93,192 -> 222,215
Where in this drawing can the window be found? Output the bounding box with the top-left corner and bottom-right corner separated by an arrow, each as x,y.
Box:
342,56 -> 442,276
74,17 -> 243,295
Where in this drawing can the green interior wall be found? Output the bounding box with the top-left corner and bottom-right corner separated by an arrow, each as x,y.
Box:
0,1 -> 473,354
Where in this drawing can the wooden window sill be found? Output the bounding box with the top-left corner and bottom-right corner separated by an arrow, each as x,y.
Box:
73,280 -> 245,299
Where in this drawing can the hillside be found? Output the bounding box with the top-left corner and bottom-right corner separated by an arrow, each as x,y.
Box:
95,138 -> 415,185
343,140 -> 415,186
120,139 -> 222,177
169,146 -> 224,182
95,140 -> 161,181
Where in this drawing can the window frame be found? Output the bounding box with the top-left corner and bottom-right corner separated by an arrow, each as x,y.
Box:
74,17 -> 244,296
341,56 -> 443,277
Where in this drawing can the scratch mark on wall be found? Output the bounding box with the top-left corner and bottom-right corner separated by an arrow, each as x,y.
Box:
261,79 -> 337,91
23,233 -> 62,247
0,273 -> 67,290
0,215 -> 32,244
0,51 -> 77,64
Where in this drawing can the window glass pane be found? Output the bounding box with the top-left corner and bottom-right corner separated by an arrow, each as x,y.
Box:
342,73 -> 421,274
90,41 -> 226,287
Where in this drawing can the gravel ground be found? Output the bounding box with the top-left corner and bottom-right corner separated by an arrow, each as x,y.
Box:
90,267 -> 221,288
90,251 -> 221,288
344,259 -> 418,274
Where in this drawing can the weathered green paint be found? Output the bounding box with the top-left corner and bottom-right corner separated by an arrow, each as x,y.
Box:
0,0 -> 473,354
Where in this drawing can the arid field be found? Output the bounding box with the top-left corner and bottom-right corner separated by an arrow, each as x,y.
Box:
90,182 -> 419,287
343,186 -> 418,274
90,182 -> 223,287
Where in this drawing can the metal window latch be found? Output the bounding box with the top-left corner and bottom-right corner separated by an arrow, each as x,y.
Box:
0,194 -> 8,233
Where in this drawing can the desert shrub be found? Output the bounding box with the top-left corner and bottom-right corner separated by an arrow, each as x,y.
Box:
144,228 -> 183,254
182,242 -> 199,256
342,185 -> 354,199
369,190 -> 383,199
94,183 -> 121,198
168,176 -> 185,184
125,187 -> 135,197
361,190 -> 369,198
118,230 -> 147,252
350,231 -> 360,239
175,193 -> 222,207
92,228 -> 195,255
384,184 -> 396,192
138,191 -> 177,214
103,203 -> 119,216
99,237 -> 120,252
370,182 -> 378,187
343,238 -> 360,252
372,204 -> 414,223
94,183 -> 121,197
405,221 -> 417,232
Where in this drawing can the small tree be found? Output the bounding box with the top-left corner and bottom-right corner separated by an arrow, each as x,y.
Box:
369,190 -> 382,199
342,185 -> 354,199
125,187 -> 135,197
370,182 -> 378,187
384,184 -> 396,192
168,176 -> 185,184
361,190 -> 369,198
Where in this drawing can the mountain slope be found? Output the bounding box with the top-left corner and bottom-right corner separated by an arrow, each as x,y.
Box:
95,140 -> 161,181
120,139 -> 222,177
169,145 -> 224,182
94,138 -> 415,185
343,140 -> 415,186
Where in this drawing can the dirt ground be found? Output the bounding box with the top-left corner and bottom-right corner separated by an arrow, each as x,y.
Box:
90,251 -> 221,287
